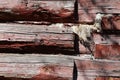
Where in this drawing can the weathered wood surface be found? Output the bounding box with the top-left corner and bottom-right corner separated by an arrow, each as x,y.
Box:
93,34 -> 120,60
93,34 -> 120,45
0,54 -> 120,80
102,16 -> 120,30
0,23 -> 76,54
0,54 -> 74,80
95,44 -> 120,60
78,0 -> 120,23
0,0 -> 75,23
75,59 -> 120,80
0,23 -> 73,47
0,23 -> 91,54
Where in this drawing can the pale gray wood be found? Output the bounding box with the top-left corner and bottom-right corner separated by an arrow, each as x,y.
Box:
0,54 -> 74,79
0,23 -> 73,34
0,23 -> 74,43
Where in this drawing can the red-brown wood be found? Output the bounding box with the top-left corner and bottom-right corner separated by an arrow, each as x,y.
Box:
78,0 -> 120,23
94,44 -> 120,60
0,23 -> 75,53
0,0 -> 75,23
93,34 -> 120,60
75,59 -> 120,78
102,16 -> 120,30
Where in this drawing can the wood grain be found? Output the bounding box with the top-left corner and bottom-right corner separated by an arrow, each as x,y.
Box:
75,59 -> 120,78
0,0 -> 75,23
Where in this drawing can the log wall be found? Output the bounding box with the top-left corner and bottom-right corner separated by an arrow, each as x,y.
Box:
0,0 -> 119,80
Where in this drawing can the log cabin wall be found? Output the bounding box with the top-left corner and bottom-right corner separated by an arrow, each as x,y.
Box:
0,0 -> 119,80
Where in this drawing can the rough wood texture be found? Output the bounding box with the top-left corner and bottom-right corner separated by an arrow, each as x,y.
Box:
0,0 -> 75,23
0,23 -> 76,54
93,34 -> 120,60
0,23 -> 92,54
102,16 -> 120,30
95,44 -> 120,60
78,0 -> 120,23
75,59 -> 120,80
0,23 -> 73,47
0,54 -> 74,80
0,54 -> 120,80
93,34 -> 120,45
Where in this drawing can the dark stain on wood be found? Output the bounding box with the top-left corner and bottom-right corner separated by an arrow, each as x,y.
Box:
0,0 -> 75,23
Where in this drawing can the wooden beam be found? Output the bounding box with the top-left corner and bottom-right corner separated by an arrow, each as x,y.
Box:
0,54 -> 120,79
0,23 -> 73,47
0,23 -> 76,54
75,59 -> 120,78
102,16 -> 120,30
0,54 -> 74,80
93,34 -> 120,60
0,0 -> 75,23
93,34 -> 120,45
0,23 -> 91,54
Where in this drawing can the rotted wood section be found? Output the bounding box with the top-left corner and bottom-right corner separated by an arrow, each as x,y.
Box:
0,0 -> 75,23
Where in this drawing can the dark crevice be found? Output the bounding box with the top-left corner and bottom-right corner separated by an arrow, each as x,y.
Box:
74,34 -> 80,55
73,61 -> 78,80
101,30 -> 120,35
0,41 -> 74,55
74,0 -> 79,22
0,76 -> 30,80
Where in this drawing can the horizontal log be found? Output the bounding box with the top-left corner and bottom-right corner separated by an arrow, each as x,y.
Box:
0,23 -> 91,54
93,34 -> 120,45
0,23 -> 73,47
93,34 -> 120,60
0,54 -> 74,80
75,59 -> 120,78
0,54 -> 120,80
0,0 -> 75,23
102,16 -> 120,30
0,23 -> 75,54
0,23 -> 73,34
94,44 -> 120,60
